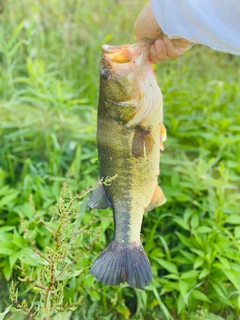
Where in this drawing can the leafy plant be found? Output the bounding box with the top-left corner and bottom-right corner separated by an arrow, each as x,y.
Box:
0,0 -> 240,319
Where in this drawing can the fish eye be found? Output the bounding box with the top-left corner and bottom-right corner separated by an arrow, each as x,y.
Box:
101,69 -> 111,81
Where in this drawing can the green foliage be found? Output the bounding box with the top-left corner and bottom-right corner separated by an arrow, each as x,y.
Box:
1,0 -> 240,319
9,191 -> 99,319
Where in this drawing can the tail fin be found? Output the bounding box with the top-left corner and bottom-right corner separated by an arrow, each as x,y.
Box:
90,240 -> 152,289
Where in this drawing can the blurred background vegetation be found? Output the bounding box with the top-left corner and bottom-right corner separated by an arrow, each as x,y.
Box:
0,0 -> 240,319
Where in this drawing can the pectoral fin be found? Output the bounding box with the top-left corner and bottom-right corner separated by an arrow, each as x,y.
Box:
88,185 -> 111,210
160,124 -> 167,151
146,185 -> 166,212
132,126 -> 155,158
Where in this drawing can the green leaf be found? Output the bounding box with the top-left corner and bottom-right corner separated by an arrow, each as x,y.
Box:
177,295 -> 184,314
226,215 -> 240,225
173,255 -> 192,265
196,226 -> 212,233
194,257 -> 205,269
0,226 -> 15,232
0,305 -> 12,320
175,193 -> 192,202
193,233 -> 203,247
150,248 -> 165,259
0,186 -> 10,197
9,251 -> 20,269
180,250 -> 196,263
237,296 -> 240,309
190,213 -> 199,229
89,290 -> 100,301
0,233 -> 12,242
160,282 -> 179,295
176,232 -> 194,248
181,270 -> 199,279
199,268 -> 209,279
135,290 -> 148,315
152,288 -> 174,320
116,304 -> 131,319
18,248 -> 47,266
164,274 -> 179,280
230,262 -> 240,273
0,242 -> 16,255
179,280 -> 189,304
153,258 -> 178,275
3,263 -> 12,280
159,235 -> 171,260
222,270 -> 240,291
0,191 -> 19,207
192,289 -> 211,303
234,226 -> 240,239
210,281 -> 227,300
218,256 -> 230,270
11,234 -> 24,249
190,248 -> 205,258
82,275 -> 95,288
17,203 -> 34,219
173,217 -> 189,230
7,21 -> 25,50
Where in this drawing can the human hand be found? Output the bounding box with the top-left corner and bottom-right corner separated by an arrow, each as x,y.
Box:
134,1 -> 192,62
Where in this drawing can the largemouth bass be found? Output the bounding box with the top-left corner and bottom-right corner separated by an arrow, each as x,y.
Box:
88,42 -> 166,289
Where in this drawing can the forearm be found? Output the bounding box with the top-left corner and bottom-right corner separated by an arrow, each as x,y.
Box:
152,0 -> 240,55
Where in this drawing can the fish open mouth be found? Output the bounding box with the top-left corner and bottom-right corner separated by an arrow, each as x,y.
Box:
102,42 -> 151,68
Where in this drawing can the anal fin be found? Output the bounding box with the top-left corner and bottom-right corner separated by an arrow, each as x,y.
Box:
88,185 -> 111,210
146,184 -> 166,211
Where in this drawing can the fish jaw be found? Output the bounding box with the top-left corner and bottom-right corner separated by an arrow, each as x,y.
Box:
101,42 -> 151,78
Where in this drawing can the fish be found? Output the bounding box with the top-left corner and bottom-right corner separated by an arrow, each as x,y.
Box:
88,41 -> 167,289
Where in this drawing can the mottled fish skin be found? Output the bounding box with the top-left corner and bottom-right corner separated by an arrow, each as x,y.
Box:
89,41 -> 166,289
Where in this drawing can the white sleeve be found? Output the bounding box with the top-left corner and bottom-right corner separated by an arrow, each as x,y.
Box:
152,0 -> 240,55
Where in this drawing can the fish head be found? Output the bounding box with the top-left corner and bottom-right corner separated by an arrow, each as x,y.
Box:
99,42 -> 153,125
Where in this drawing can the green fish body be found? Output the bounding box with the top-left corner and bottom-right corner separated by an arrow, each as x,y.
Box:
89,42 -> 166,289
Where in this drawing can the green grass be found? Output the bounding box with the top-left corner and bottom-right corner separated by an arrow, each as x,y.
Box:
1,0 -> 240,319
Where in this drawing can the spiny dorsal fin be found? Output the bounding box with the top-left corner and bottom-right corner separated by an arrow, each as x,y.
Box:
132,126 -> 155,158
160,124 -> 167,151
146,184 -> 166,212
88,185 -> 111,210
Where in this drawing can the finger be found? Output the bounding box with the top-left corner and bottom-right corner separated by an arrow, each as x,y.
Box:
150,40 -> 172,62
163,35 -> 191,59
163,35 -> 184,59
174,38 -> 192,49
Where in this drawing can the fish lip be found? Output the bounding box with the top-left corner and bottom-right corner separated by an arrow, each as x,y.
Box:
102,43 -> 146,55
102,44 -> 126,54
